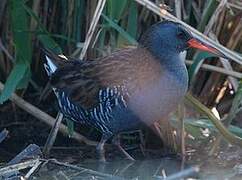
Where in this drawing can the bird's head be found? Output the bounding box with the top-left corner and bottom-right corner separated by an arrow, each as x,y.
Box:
139,21 -> 225,60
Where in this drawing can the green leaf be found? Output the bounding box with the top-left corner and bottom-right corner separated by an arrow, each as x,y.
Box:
101,14 -> 137,45
73,0 -> 85,42
184,118 -> 242,138
23,4 -> 62,54
0,0 -> 32,103
188,51 -> 218,85
38,34 -> 62,54
16,67 -> 31,89
184,1 -> 193,23
185,123 -> 204,138
107,0 -> 128,21
117,1 -> 138,47
0,64 -> 28,103
228,125 -> 242,138
127,1 -> 138,38
197,0 -> 219,32
10,0 -> 32,65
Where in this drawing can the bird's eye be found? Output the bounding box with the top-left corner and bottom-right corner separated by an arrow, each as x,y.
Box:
177,30 -> 186,39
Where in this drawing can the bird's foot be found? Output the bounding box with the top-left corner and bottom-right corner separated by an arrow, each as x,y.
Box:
96,146 -> 106,162
96,135 -> 109,162
98,156 -> 106,162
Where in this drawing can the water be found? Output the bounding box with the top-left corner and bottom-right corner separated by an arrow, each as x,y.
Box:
35,143 -> 242,180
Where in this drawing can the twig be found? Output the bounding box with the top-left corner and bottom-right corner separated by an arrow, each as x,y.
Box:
134,0 -> 242,65
2,144 -> 40,179
114,161 -> 135,176
0,81 -> 98,147
7,144 -> 42,166
79,0 -> 106,60
226,18 -> 242,50
0,129 -> 8,144
43,112 -> 64,157
154,166 -> 199,180
216,0 -> 242,10
45,159 -> 124,179
23,160 -> 42,179
39,81 -> 52,102
185,60 -> 242,79
204,0 -> 227,35
209,32 -> 239,91
177,104 -> 185,157
151,122 -> 166,146
174,0 -> 182,19
214,17 -> 242,107
0,159 -> 39,175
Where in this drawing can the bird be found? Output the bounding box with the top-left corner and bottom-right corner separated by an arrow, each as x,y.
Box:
43,21 -> 225,161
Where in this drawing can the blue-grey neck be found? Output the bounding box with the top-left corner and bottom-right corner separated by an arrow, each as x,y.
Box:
163,54 -> 188,85
149,47 -> 188,85
139,40 -> 187,81
138,22 -> 189,86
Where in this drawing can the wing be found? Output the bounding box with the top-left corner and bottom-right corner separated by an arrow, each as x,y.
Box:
49,49 -> 133,110
48,47 -> 162,110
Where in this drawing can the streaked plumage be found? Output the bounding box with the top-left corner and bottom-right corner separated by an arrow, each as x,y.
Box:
43,21 -> 224,161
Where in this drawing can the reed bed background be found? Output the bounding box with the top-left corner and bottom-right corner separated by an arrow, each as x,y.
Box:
0,0 -> 242,158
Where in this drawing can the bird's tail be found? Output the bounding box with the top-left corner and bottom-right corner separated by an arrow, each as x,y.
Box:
43,48 -> 68,76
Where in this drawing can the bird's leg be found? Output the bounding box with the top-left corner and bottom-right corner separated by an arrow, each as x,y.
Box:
151,121 -> 176,155
96,135 -> 109,162
151,122 -> 166,142
138,130 -> 146,157
112,134 -> 135,161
